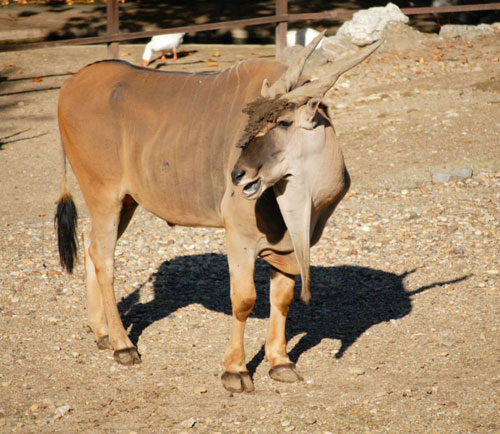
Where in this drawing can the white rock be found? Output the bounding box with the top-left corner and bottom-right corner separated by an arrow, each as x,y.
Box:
432,167 -> 473,184
55,405 -> 72,417
440,23 -> 500,39
336,3 -> 409,46
180,417 -> 196,429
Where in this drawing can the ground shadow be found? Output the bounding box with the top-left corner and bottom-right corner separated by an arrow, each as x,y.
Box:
0,129 -> 48,150
0,70 -> 70,97
118,253 -> 469,372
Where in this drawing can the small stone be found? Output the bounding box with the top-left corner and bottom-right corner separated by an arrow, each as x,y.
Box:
432,170 -> 451,184
304,416 -> 317,425
180,417 -> 196,428
349,367 -> 365,376
71,352 -> 80,358
30,403 -> 40,412
194,386 -> 207,394
281,419 -> 292,427
440,339 -> 454,348
285,426 -> 295,432
432,167 -> 473,184
55,405 -> 72,417
486,269 -> 499,276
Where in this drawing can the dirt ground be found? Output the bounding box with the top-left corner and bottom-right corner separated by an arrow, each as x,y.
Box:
0,24 -> 499,434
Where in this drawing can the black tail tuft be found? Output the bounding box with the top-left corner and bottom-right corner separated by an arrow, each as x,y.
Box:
55,193 -> 78,273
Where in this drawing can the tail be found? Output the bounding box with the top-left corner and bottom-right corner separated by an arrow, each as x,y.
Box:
54,147 -> 78,273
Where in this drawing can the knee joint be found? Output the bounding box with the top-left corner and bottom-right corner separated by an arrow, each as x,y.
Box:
232,292 -> 256,321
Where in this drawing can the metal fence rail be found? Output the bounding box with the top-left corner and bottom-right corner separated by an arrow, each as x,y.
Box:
0,1 -> 499,56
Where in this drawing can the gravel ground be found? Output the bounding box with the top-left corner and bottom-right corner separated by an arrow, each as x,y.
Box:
0,26 -> 499,433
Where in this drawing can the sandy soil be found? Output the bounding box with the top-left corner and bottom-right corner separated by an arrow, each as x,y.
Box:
0,25 -> 499,433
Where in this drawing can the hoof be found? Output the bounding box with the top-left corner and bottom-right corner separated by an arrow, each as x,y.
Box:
269,363 -> 303,383
96,336 -> 112,350
113,348 -> 141,366
221,371 -> 254,393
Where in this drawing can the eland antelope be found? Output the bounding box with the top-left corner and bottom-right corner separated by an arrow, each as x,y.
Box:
55,33 -> 382,393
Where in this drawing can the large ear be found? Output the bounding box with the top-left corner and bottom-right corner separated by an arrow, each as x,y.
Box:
296,97 -> 321,130
281,38 -> 384,105
261,30 -> 326,99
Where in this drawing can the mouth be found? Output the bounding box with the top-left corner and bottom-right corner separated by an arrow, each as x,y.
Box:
242,178 -> 263,199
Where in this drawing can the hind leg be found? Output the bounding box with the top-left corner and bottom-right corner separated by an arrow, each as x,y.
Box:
83,197 -> 137,351
85,196 -> 139,364
83,227 -> 111,349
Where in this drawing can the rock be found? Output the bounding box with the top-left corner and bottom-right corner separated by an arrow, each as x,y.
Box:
335,3 -> 409,46
54,405 -> 72,417
180,417 -> 196,429
322,34 -> 359,61
304,416 -> 317,425
432,167 -> 473,184
440,23 -> 500,39
281,419 -> 292,427
440,339 -> 455,348
349,367 -> 366,376
194,386 -> 207,394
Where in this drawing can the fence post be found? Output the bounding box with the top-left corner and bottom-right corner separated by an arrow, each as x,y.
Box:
276,0 -> 288,60
107,0 -> 119,59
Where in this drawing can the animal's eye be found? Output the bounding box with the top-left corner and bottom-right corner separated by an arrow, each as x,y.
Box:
277,120 -> 293,128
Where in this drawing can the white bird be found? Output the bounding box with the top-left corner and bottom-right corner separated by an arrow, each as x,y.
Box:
287,28 -> 325,48
142,33 -> 185,67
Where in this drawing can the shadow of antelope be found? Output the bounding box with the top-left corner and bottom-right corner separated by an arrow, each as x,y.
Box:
117,253 -> 469,375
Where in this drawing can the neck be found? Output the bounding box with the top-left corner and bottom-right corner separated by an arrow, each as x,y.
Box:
143,42 -> 153,62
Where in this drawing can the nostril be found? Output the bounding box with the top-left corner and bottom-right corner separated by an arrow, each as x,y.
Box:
231,169 -> 246,185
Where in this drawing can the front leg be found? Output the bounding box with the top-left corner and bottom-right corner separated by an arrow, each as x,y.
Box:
221,234 -> 256,393
266,267 -> 303,383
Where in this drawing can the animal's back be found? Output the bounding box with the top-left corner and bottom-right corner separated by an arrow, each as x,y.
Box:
58,59 -> 287,226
